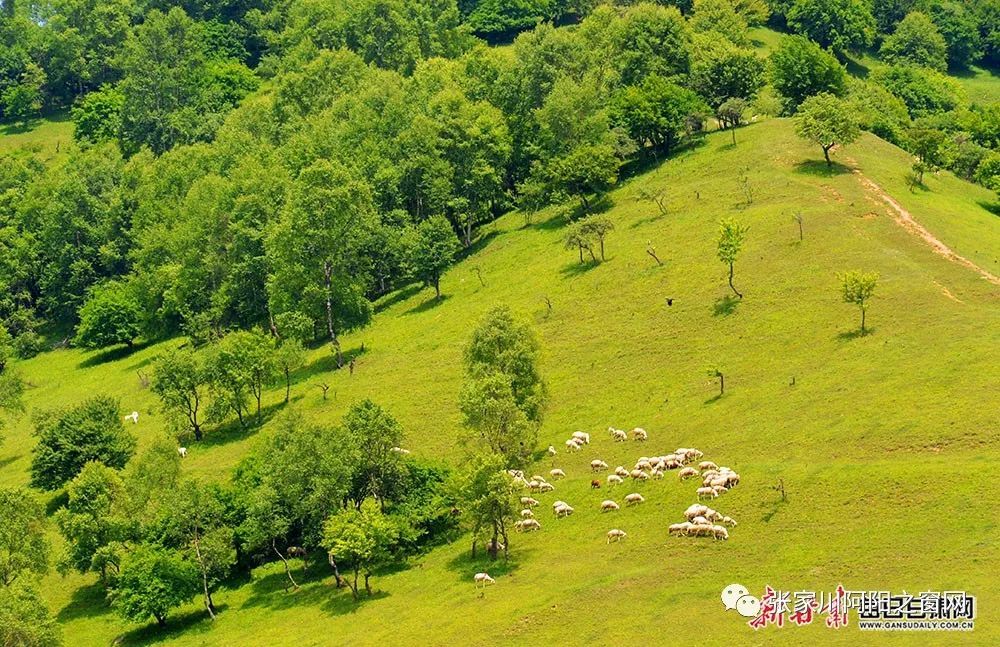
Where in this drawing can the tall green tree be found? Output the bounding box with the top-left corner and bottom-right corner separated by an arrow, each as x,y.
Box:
30,396 -> 136,491
0,487 -> 48,586
207,330 -> 275,426
787,0 -> 876,55
152,347 -> 209,440
108,544 -> 199,628
2,62 -> 45,127
770,35 -> 847,111
342,400 -> 405,510
450,452 -> 518,559
0,579 -> 62,647
266,160 -> 375,367
410,215 -> 460,300
321,506 -> 411,600
717,219 -> 749,299
74,281 -> 141,349
794,92 -> 861,167
880,11 -> 949,71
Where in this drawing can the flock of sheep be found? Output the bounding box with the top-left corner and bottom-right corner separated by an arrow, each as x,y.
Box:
476,426 -> 742,587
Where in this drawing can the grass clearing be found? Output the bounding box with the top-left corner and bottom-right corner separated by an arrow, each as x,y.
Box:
5,119 -> 998,645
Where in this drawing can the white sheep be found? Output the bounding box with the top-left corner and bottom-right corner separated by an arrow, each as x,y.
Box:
684,504 -> 708,521
125,411 -> 139,424
632,470 -> 649,481
538,482 -> 555,493
698,461 -> 718,471
554,504 -> 574,518
572,431 -> 591,445
635,460 -> 652,471
668,522 -> 693,536
591,459 -> 609,472
520,496 -> 539,507
624,493 -> 645,506
697,487 -> 717,499
678,467 -> 699,480
600,500 -> 620,512
552,500 -> 567,509
712,485 -> 727,496
177,447 -> 187,458
547,445 -> 557,456
518,519 -> 541,532
691,515 -> 709,525
550,468 -> 566,479
712,525 -> 729,540
607,474 -> 623,486
614,466 -> 629,477
607,529 -> 627,543
722,516 -> 737,528
690,524 -> 714,537
612,429 -> 627,442
527,480 -> 541,491
651,469 -> 664,480
704,509 -> 723,523
632,428 -> 648,441
390,447 -> 411,455
520,509 -> 535,519
474,572 -> 496,587
565,438 -> 581,450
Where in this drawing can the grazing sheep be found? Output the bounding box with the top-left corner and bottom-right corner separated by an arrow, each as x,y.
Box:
474,572 -> 496,587
635,460 -> 652,471
520,509 -> 535,519
674,448 -> 689,461
722,516 -> 737,528
554,504 -> 574,518
664,459 -> 683,470
565,439 -> 581,450
699,461 -> 718,471
678,467 -> 699,480
612,429 -> 627,442
531,475 -> 545,483
704,509 -> 723,523
390,447 -> 411,455
607,474 -> 623,486
651,469 -> 664,480
712,525 -> 729,540
601,500 -> 620,512
691,515 -> 709,525
552,500 -> 567,509
515,519 -> 541,532
572,431 -> 591,445
629,469 -> 644,479
668,522 -> 693,536
724,472 -> 740,487
591,480 -> 601,489
520,497 -> 539,507
548,445 -> 557,456
125,411 -> 139,424
709,478 -> 727,489
624,493 -> 645,506
684,504 -> 708,521
591,459 -> 609,472
177,447 -> 187,458
632,428 -> 648,441
633,471 -> 649,481
712,485 -> 727,496
697,487 -> 717,499
550,468 -> 566,479
538,482 -> 555,493
688,449 -> 704,460
614,466 -> 629,477
690,524 -> 714,537
508,469 -> 525,479
287,546 -> 307,558
607,529 -> 627,543
527,480 -> 541,491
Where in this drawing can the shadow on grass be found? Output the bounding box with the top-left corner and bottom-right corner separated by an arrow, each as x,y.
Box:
444,545 -> 527,584
56,580 -> 110,624
712,295 -> 740,317
458,230 -> 500,259
0,454 -> 20,471
299,344 -> 368,380
794,160 -> 852,177
240,564 -> 389,616
405,293 -> 451,316
374,284 -> 423,314
117,605 -> 224,646
197,401 -> 286,449
560,260 -> 602,277
77,340 -> 154,369
629,211 -> 667,229
844,56 -> 869,79
44,490 -> 69,515
528,210 -> 570,232
836,327 -> 876,341
977,200 -> 1000,217
703,393 -> 725,405
762,497 -> 790,524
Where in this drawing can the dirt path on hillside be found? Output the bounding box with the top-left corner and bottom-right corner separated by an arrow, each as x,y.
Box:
850,168 -> 1000,287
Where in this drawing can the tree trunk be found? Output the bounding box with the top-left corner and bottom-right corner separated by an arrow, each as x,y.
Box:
587,246 -> 597,262
823,145 -> 832,166
364,573 -> 372,596
323,261 -> 343,367
193,531 -> 216,620
860,307 -> 866,333
578,244 -> 584,263
731,125 -> 736,145
719,373 -> 725,396
273,541 -> 299,590
434,277 -> 441,299
580,194 -> 590,213
351,570 -> 360,600
328,553 -> 344,588
155,613 -> 166,627
599,238 -> 605,261
284,367 -> 291,404
728,262 -> 743,299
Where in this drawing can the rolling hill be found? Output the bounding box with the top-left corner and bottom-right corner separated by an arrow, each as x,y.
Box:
4,118 -> 998,645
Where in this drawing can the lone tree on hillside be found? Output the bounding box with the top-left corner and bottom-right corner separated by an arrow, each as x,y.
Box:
794,93 -> 861,168
564,225 -> 596,263
579,217 -> 615,261
321,506 -> 410,600
717,219 -> 749,299
410,215 -> 461,299
717,97 -> 748,145
839,270 -> 879,334
152,347 -> 209,440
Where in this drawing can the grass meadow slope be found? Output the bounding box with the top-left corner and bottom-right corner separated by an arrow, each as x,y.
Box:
4,119 -> 999,645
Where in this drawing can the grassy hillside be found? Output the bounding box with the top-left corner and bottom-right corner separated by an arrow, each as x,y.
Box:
0,112 -> 75,162
5,119 -> 998,645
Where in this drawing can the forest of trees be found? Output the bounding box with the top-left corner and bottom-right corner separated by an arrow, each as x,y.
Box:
0,0 -> 998,356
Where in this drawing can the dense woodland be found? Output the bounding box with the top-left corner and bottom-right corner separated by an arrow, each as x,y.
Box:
0,0 -> 998,641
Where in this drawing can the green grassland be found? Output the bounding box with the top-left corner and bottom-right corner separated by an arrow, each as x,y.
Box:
0,111 -> 75,162
3,118 -> 999,645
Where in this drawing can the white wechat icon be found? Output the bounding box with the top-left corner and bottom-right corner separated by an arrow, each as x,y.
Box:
721,584 -> 761,618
